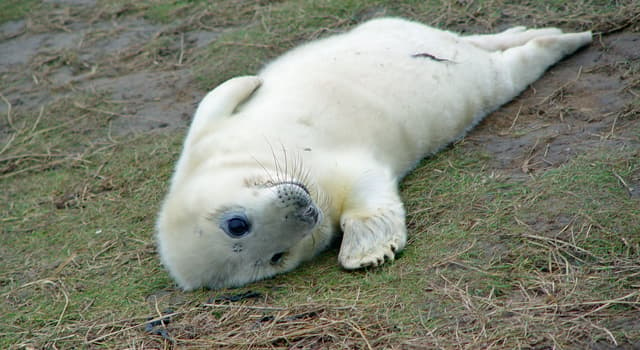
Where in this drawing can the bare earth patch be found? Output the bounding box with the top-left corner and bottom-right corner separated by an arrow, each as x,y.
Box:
470,31 -> 640,176
0,4 -> 219,137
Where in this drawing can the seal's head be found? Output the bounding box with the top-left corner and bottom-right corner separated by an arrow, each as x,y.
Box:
156,167 -> 324,290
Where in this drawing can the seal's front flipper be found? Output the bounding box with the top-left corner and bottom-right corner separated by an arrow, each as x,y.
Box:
170,76 -> 261,188
185,76 -> 262,147
338,168 -> 407,269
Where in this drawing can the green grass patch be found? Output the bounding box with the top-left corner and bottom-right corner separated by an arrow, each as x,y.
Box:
143,0 -> 208,23
1,132 -> 180,348
0,0 -> 39,24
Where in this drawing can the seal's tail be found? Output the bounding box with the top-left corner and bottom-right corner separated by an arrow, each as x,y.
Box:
484,29 -> 592,108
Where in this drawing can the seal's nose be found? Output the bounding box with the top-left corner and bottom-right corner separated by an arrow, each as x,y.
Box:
302,205 -> 319,224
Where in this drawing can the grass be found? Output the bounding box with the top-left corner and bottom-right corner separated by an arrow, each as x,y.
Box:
1,0 -> 639,348
0,0 -> 40,24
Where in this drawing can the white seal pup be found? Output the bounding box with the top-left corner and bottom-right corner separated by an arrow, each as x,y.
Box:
156,17 -> 592,290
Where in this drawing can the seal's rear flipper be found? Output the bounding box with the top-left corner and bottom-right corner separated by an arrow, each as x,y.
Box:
463,26 -> 562,51
490,31 -> 592,110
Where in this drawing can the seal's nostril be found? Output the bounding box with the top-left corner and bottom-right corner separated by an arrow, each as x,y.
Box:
303,206 -> 313,216
302,206 -> 319,223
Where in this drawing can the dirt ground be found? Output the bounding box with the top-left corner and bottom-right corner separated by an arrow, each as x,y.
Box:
471,31 -> 639,181
1,0 -> 639,348
1,1 -> 219,138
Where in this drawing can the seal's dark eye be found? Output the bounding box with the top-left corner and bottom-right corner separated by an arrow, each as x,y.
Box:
222,215 -> 251,238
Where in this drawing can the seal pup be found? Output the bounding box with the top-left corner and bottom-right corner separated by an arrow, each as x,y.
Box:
156,17 -> 592,290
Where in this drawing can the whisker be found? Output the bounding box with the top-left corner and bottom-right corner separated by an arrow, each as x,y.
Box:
251,154 -> 276,185
258,141 -> 325,211
267,141 -> 281,184
280,143 -> 289,184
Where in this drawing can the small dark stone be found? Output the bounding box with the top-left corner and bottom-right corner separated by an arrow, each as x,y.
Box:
145,309 -> 174,341
259,315 -> 275,322
208,290 -> 263,303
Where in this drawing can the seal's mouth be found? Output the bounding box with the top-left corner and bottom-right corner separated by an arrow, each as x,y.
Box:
270,251 -> 286,265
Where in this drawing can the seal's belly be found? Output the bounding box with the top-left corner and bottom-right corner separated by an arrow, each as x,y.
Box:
241,20 -> 503,174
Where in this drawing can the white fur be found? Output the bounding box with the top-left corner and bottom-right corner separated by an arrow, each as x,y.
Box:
156,17 -> 592,290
